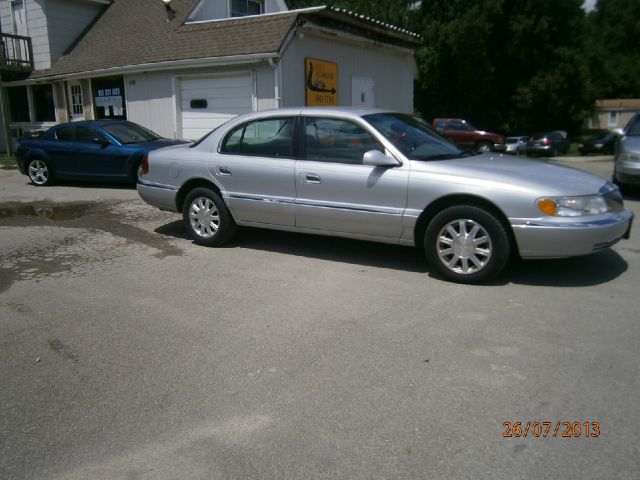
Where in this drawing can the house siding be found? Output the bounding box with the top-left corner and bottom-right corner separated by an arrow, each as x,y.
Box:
189,0 -> 287,21
24,0 -> 50,70
280,32 -> 414,113
124,63 -> 277,139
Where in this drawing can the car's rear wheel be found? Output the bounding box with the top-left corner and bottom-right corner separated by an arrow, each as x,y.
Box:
27,158 -> 54,186
425,205 -> 511,284
182,187 -> 237,246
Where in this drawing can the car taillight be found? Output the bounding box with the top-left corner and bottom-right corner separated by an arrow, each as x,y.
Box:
140,153 -> 149,175
542,138 -> 550,145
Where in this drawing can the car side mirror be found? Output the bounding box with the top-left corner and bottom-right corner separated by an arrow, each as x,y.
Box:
363,150 -> 401,167
93,137 -> 110,146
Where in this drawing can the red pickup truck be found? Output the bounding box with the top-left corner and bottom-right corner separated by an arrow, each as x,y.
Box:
432,118 -> 503,153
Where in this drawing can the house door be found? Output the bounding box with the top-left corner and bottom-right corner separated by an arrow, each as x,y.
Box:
68,82 -> 85,121
351,76 -> 375,108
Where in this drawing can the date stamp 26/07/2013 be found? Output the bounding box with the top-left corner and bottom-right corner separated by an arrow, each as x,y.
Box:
502,421 -> 601,439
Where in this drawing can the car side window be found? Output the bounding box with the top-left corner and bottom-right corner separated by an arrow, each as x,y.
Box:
220,117 -> 294,158
55,126 -> 74,141
448,121 -> 470,132
76,126 -> 107,144
304,117 -> 381,164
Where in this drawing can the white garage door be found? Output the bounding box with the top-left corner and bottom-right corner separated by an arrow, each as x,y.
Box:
180,75 -> 253,140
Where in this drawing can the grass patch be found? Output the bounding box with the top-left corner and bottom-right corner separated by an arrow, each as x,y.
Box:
0,154 -> 18,170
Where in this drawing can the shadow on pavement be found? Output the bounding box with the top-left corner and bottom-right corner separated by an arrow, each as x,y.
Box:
505,249 -> 628,287
156,221 -> 629,286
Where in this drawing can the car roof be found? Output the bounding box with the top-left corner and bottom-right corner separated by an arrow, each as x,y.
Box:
52,119 -> 131,128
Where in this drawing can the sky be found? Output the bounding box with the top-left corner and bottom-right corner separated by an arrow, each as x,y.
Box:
583,0 -> 597,11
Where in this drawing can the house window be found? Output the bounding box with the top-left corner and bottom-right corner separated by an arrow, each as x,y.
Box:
32,84 -> 56,122
608,111 -> 619,127
231,0 -> 263,17
70,84 -> 83,116
7,86 -> 30,122
11,0 -> 27,36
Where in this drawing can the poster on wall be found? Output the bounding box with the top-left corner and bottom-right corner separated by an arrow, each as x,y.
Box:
305,58 -> 338,106
92,76 -> 126,120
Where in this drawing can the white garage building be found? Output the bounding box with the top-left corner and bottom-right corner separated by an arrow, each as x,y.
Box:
0,0 -> 420,150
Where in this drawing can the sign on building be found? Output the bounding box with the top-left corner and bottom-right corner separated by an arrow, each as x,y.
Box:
305,58 -> 338,106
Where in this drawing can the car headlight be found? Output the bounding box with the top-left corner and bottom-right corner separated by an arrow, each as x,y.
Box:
537,195 -> 611,216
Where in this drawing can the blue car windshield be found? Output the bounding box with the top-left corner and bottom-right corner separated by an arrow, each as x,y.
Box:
363,113 -> 466,160
103,122 -> 161,144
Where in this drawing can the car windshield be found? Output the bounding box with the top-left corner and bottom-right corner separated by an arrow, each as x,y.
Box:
363,113 -> 466,160
102,122 -> 161,144
625,115 -> 640,136
505,138 -> 518,144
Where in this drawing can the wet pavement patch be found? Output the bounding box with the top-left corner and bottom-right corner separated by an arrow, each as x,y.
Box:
0,202 -> 95,221
0,199 -> 184,292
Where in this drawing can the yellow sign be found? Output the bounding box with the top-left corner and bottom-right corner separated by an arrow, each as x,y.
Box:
305,58 -> 338,106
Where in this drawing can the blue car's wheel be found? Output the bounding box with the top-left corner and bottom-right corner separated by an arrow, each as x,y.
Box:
27,158 -> 54,186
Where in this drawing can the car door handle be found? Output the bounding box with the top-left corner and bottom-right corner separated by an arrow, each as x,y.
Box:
305,174 -> 321,183
217,166 -> 231,176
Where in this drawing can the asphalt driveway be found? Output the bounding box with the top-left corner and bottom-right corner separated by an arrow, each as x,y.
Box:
1,157 -> 639,479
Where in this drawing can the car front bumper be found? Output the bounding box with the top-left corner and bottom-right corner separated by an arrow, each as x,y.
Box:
614,159 -> 640,185
137,181 -> 179,212
511,209 -> 634,258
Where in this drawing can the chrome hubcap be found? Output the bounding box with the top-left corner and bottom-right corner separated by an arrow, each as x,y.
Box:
189,197 -> 220,238
29,160 -> 48,185
437,219 -> 492,274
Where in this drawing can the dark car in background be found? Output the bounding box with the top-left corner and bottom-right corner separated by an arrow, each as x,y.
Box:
614,112 -> 640,192
432,118 -> 503,153
16,120 -> 188,186
494,136 -> 529,155
525,131 -> 570,157
578,131 -> 617,155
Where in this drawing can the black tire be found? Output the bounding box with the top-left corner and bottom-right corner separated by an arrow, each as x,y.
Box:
549,147 -> 558,157
424,205 -> 511,284
613,174 -> 630,195
476,141 -> 493,153
182,187 -> 237,246
27,158 -> 54,186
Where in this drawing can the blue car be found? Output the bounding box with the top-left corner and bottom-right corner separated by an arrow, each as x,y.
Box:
16,120 -> 189,186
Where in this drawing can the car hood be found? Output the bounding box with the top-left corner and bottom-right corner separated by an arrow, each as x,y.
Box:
412,153 -> 608,196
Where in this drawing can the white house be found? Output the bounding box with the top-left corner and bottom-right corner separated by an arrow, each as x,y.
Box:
0,0 -> 421,152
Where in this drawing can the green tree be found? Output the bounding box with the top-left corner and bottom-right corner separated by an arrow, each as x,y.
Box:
586,0 -> 640,99
413,0 -> 593,133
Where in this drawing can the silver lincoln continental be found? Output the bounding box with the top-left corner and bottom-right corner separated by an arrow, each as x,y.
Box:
137,108 -> 633,283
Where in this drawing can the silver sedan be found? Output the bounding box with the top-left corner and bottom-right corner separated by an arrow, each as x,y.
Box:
137,108 -> 633,284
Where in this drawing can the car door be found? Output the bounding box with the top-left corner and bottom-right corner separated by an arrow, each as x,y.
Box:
214,116 -> 296,226
294,116 -> 408,238
44,125 -> 78,175
443,120 -> 474,149
74,126 -> 128,178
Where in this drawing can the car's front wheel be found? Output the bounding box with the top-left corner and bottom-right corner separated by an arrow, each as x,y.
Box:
27,158 -> 54,186
425,205 -> 511,284
182,187 -> 237,246
475,141 -> 493,153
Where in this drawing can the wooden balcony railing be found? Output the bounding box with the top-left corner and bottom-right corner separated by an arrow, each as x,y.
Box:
0,33 -> 34,73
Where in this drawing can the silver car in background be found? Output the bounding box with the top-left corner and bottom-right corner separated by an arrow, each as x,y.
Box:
614,111 -> 640,193
494,136 -> 528,155
138,108 -> 633,284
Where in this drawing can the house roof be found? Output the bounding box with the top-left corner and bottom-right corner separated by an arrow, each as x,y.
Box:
595,99 -> 640,110
29,1 -> 421,81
